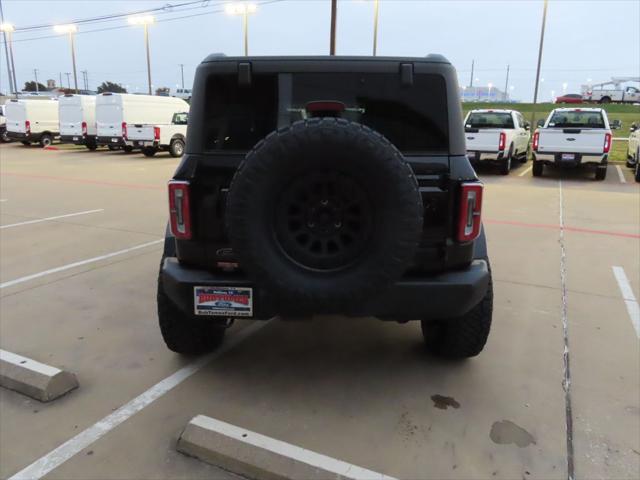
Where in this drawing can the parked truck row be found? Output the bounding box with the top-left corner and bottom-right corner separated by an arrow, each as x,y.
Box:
2,93 -> 190,157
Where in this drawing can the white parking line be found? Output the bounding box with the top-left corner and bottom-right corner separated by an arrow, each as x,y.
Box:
0,239 -> 163,289
8,321 -> 271,480
0,209 -> 103,229
615,165 -> 626,184
518,165 -> 533,177
612,266 -> 640,338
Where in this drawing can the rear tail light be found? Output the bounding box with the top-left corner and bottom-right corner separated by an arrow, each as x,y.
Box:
532,131 -> 540,151
603,132 -> 612,153
81,121 -> 87,136
154,126 -> 160,141
122,122 -> 128,139
25,120 -> 31,134
168,180 -> 192,239
498,132 -> 506,151
457,182 -> 483,243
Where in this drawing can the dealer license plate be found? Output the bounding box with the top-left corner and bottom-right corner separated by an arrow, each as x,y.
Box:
111,138 -> 118,143
72,136 -> 79,141
194,286 -> 253,317
561,153 -> 575,161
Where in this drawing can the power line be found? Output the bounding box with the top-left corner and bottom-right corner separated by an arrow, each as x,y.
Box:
1,0 -> 284,45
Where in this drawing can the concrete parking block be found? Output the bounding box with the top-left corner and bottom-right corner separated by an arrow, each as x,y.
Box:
0,349 -> 78,402
177,414 -> 398,480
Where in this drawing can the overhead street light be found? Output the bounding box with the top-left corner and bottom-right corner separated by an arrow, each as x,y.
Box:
53,23 -> 79,93
1,22 -> 18,96
128,15 -> 155,95
225,3 -> 257,56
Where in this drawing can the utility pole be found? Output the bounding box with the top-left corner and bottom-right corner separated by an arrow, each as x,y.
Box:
531,0 -> 549,125
33,69 -> 39,92
329,0 -> 337,55
81,70 -> 88,91
59,72 -> 63,89
503,64 -> 510,101
469,59 -> 474,88
65,72 -> 71,89
179,64 -> 184,90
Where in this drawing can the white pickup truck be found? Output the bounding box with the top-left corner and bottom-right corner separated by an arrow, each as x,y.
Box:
126,112 -> 188,157
627,122 -> 640,182
464,109 -> 530,175
532,108 -> 613,180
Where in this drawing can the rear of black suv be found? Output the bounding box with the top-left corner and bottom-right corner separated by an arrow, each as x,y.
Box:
158,56 -> 492,358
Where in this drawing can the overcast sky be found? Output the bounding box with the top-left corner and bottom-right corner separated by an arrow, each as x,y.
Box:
1,0 -> 639,101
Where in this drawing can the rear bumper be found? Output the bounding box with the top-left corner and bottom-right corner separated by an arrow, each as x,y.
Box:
533,152 -> 607,167
61,134 -> 96,145
129,139 -> 158,148
7,131 -> 31,141
160,257 -> 490,321
97,136 -> 131,147
467,150 -> 506,163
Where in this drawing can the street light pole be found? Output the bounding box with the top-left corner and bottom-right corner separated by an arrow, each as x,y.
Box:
69,30 -> 78,92
503,64 -> 510,101
330,0 -> 337,55
531,0 -> 548,119
144,23 -> 152,94
372,0 -> 379,56
128,15 -> 155,95
0,21 -> 17,96
179,64 -> 185,90
34,69 -> 39,92
225,4 -> 256,56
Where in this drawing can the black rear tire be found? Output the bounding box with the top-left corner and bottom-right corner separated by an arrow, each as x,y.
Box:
635,160 -> 640,183
39,134 -> 53,148
627,157 -> 635,169
86,143 -> 98,151
108,145 -> 118,151
595,165 -> 607,181
499,145 -> 513,175
1,130 -> 10,143
421,261 -> 493,359
123,145 -> 134,153
532,160 -> 543,177
157,261 -> 227,354
169,138 -> 185,157
142,147 -> 157,157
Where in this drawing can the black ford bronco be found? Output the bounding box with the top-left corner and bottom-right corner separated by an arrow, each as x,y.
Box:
158,55 -> 493,358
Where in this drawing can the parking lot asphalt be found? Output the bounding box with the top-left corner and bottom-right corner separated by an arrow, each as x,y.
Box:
1,143 -> 638,480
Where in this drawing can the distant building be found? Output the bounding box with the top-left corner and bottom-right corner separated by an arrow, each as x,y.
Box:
47,79 -> 56,90
460,86 -> 511,102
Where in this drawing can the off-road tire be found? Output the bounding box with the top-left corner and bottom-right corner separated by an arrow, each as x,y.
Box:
595,165 -> 607,181
142,147 -> 157,157
421,260 -> 493,359
157,260 -> 226,354
169,138 -> 185,157
532,160 -> 543,177
39,134 -> 52,148
226,117 -> 423,313
499,145 -> 513,175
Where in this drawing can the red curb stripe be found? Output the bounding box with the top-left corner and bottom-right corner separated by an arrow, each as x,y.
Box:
43,146 -> 59,151
0,172 -> 163,191
485,218 -> 640,239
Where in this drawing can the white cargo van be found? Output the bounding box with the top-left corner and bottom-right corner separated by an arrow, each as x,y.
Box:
59,94 -> 98,150
0,104 -> 9,142
5,99 -> 59,147
96,93 -> 189,153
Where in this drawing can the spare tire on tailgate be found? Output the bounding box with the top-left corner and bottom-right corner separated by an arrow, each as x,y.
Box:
226,117 -> 423,313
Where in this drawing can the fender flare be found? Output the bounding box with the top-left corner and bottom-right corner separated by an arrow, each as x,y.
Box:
473,225 -> 488,260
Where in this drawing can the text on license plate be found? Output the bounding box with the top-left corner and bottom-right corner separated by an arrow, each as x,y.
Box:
194,286 -> 253,317
561,153 -> 575,161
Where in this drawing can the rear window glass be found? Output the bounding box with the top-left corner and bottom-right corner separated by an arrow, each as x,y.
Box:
548,111 -> 605,128
203,72 -> 448,153
465,112 -> 514,129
